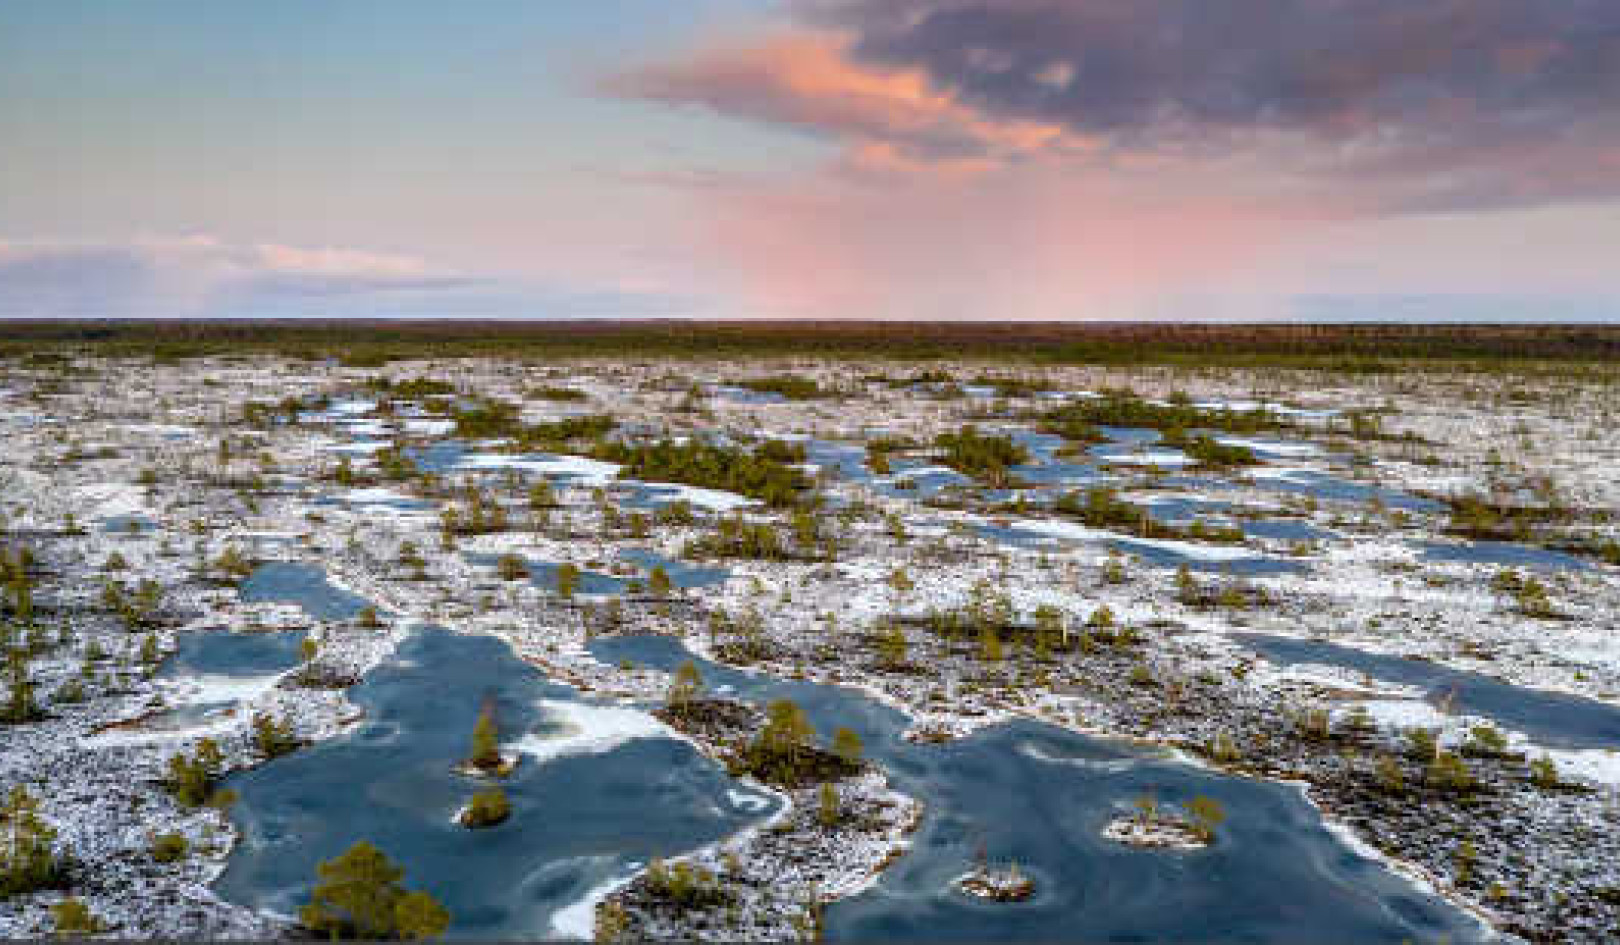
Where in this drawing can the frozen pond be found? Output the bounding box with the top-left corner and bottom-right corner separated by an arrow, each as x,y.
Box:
618,548 -> 730,590
589,636 -> 1483,943
466,549 -> 728,595
100,513 -> 156,534
975,522 -> 1307,576
138,627 -> 309,733
215,627 -> 777,938
238,562 -> 374,622
1238,634 -> 1620,750
162,628 -> 306,680
1233,470 -> 1444,514
1418,540 -> 1591,572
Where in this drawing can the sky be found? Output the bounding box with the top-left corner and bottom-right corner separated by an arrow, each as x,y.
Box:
1,0 -> 1618,322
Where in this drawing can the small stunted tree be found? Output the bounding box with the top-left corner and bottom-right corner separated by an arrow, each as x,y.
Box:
253,713 -> 301,759
876,621 -> 908,670
1374,754 -> 1406,795
594,899 -> 631,943
734,699 -> 822,785
1175,564 -> 1200,605
831,727 -> 863,767
886,567 -> 914,600
0,786 -> 68,896
1184,795 -> 1225,842
817,782 -> 841,828
1033,604 -> 1065,656
555,563 -> 581,599
666,661 -> 703,715
166,738 -> 229,808
978,624 -> 1003,662
51,898 -> 104,935
395,891 -> 452,940
1530,755 -> 1560,789
1426,751 -> 1475,794
300,840 -> 449,940
496,553 -> 527,582
214,545 -> 252,582
467,704 -> 503,773
399,541 -> 426,579
760,700 -> 815,757
2,654 -> 41,725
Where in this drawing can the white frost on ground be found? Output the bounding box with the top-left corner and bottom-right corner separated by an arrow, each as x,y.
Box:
402,418 -> 456,436
75,481 -> 154,519
340,487 -> 421,505
171,672 -> 286,706
319,439 -> 391,454
633,482 -> 758,512
1543,748 -> 1620,787
80,715 -> 242,748
1343,699 -> 1453,731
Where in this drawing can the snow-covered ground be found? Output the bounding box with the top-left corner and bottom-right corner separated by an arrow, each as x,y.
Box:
2,353 -> 1617,941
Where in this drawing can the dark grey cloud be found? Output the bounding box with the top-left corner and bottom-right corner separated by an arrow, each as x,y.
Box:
775,0 -> 1620,208
804,0 -> 1620,137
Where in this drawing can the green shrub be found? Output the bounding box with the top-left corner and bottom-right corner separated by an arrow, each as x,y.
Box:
150,832 -> 189,863
51,898 -> 104,935
0,787 -> 68,897
460,789 -> 511,829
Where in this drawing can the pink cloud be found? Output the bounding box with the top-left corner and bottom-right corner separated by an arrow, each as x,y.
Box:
607,32 -> 1093,177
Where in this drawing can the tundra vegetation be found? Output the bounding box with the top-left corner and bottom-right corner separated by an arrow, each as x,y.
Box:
0,323 -> 1618,940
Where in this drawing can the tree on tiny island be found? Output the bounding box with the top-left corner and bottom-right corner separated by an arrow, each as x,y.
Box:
467,703 -> 504,773
460,788 -> 511,829
1184,795 -> 1225,842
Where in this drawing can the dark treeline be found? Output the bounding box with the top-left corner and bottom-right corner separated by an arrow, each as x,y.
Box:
3,320 -> 1620,370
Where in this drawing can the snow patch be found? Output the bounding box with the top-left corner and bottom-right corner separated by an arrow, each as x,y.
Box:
514,699 -> 671,764
550,867 -> 640,940
634,482 -> 758,512
402,418 -> 455,436
459,453 -> 622,484
1004,518 -> 1264,562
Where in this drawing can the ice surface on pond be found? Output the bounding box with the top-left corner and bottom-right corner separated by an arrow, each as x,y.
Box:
586,636 -> 1485,943
514,699 -> 673,765
1419,540 -> 1590,572
217,628 -> 776,939
1239,634 -> 1620,750
239,562 -> 373,622
319,439 -> 391,454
